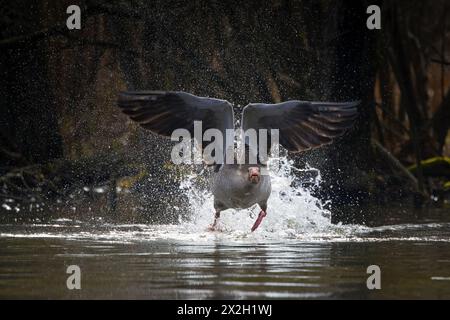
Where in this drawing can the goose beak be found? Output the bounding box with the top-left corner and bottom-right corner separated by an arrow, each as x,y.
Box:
248,167 -> 260,184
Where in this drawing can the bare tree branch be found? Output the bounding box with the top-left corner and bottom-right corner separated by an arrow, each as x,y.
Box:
431,58 -> 450,66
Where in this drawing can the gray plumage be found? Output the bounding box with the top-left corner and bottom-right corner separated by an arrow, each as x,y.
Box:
118,91 -> 358,230
211,164 -> 271,212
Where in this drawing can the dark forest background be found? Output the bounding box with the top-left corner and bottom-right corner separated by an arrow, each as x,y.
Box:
0,0 -> 449,224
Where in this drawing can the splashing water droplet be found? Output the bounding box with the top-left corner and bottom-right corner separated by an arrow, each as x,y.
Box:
173,156 -> 361,241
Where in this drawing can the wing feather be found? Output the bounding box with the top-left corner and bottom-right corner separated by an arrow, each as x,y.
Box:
242,100 -> 359,153
118,91 -> 235,161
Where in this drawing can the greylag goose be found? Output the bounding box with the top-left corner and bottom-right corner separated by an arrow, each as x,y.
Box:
118,91 -> 358,232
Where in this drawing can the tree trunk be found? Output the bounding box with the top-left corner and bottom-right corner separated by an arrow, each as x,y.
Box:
0,3 -> 63,166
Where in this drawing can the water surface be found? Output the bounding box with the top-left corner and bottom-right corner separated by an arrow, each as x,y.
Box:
1,215 -> 450,299
1,161 -> 450,299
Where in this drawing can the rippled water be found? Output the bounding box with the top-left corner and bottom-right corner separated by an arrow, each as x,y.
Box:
1,159 -> 450,299
1,219 -> 450,299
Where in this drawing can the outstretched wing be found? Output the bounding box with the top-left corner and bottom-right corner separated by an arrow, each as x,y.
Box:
118,91 -> 234,164
241,100 -> 359,153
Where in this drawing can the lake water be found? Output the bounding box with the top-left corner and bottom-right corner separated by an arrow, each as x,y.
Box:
1,160 -> 450,299
1,212 -> 450,299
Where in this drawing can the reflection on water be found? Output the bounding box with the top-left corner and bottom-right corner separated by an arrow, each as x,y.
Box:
1,216 -> 450,299
1,159 -> 449,299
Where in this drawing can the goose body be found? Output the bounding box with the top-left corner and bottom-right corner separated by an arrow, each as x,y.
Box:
117,91 -> 358,231
212,164 -> 271,211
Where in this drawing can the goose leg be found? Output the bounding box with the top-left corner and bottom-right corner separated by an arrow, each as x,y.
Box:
251,204 -> 267,232
251,211 -> 267,232
208,211 -> 221,231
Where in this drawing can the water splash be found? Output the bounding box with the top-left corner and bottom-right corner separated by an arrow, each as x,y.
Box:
6,157 -> 450,244
176,157 -> 367,241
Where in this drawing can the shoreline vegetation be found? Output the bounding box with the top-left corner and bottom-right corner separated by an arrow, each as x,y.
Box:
1,1 -> 449,223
